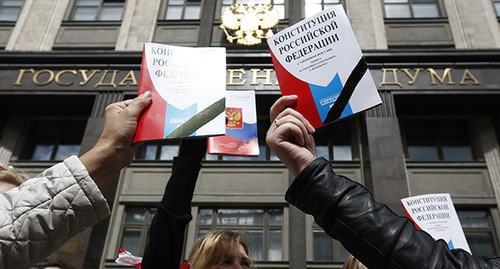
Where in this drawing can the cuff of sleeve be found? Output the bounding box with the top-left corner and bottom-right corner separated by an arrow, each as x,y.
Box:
64,156 -> 111,221
285,157 -> 333,216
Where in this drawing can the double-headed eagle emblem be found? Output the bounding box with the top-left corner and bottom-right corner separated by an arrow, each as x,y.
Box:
220,1 -> 280,46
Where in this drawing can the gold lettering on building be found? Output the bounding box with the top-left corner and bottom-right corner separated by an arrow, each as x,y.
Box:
227,68 -> 246,85
33,69 -> 55,86
119,70 -> 138,86
379,67 -> 481,88
250,69 -> 274,85
379,68 -> 403,88
79,69 -> 100,86
14,68 -> 34,86
427,68 -> 454,85
459,69 -> 480,85
11,67 -> 482,89
95,70 -> 118,88
400,68 -> 423,85
55,70 -> 77,86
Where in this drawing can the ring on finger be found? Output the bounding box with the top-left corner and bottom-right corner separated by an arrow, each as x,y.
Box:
274,118 -> 280,127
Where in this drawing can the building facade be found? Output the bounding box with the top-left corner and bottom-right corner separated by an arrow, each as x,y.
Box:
0,0 -> 499,268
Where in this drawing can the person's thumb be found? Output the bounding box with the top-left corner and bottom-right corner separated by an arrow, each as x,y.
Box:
127,91 -> 152,117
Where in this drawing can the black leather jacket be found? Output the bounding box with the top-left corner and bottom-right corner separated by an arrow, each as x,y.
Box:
285,158 -> 500,269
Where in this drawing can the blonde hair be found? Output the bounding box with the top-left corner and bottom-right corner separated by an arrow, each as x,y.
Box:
0,165 -> 25,187
188,230 -> 254,269
342,255 -> 367,269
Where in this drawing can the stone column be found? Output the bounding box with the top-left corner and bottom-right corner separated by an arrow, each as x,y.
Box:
364,91 -> 408,215
6,0 -> 70,51
115,0 -> 161,51
470,116 -> 500,210
288,174 -> 307,268
289,0 -> 304,24
198,0 -> 217,46
346,0 -> 388,49
443,0 -> 500,48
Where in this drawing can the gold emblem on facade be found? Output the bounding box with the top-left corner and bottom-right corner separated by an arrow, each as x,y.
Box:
220,1 -> 280,46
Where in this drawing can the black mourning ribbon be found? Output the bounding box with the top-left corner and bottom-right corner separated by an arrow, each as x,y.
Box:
322,57 -> 368,124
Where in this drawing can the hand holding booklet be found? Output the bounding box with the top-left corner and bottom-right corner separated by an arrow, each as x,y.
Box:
134,43 -> 226,142
267,5 -> 381,128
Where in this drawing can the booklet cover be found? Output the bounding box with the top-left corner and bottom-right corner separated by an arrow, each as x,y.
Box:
401,193 -> 471,253
134,43 -> 226,142
267,5 -> 381,128
208,90 -> 260,156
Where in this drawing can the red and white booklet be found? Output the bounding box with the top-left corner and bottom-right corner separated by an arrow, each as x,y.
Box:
401,193 -> 471,253
134,43 -> 226,142
208,90 -> 259,156
267,5 -> 381,129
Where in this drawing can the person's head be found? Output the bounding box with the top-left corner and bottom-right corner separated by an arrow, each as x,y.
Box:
342,255 -> 367,269
188,229 -> 254,269
0,164 -> 25,192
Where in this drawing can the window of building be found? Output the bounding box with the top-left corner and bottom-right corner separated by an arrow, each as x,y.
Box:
401,119 -> 475,162
71,0 -> 124,21
119,207 -> 158,256
220,0 -> 285,19
136,116 -> 354,162
314,119 -> 353,161
305,0 -> 341,18
311,219 -> 349,262
19,119 -> 85,161
384,0 -> 441,18
135,141 -> 180,161
457,210 -> 498,257
136,140 -> 273,161
197,208 -> 284,261
135,116 -> 274,161
164,0 -> 202,20
494,0 -> 500,17
0,0 -> 23,21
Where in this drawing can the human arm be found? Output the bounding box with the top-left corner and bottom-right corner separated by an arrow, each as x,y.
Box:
286,158 -> 500,268
0,93 -> 152,268
141,139 -> 207,269
80,91 -> 152,189
0,156 -> 110,268
266,96 -> 500,269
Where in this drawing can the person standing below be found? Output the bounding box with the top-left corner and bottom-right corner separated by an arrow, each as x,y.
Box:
141,139 -> 255,269
342,255 -> 367,269
266,95 -> 500,269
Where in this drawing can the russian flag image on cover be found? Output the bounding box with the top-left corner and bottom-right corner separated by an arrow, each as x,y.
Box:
267,5 -> 381,129
208,90 -> 260,156
134,43 -> 226,142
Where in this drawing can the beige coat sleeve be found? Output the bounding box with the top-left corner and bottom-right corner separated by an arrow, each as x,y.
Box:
0,156 -> 111,268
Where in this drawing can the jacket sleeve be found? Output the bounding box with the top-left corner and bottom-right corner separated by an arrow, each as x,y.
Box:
285,157 -> 500,269
0,155 -> 111,269
141,156 -> 202,269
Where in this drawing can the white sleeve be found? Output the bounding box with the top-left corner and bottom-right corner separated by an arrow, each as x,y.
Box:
0,156 -> 111,268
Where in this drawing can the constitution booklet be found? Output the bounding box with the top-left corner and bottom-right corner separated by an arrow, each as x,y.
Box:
134,43 -> 226,142
401,193 -> 471,253
267,5 -> 381,128
208,90 -> 260,156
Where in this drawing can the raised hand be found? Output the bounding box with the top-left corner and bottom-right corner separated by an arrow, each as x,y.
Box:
266,95 -> 316,177
80,91 -> 152,188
